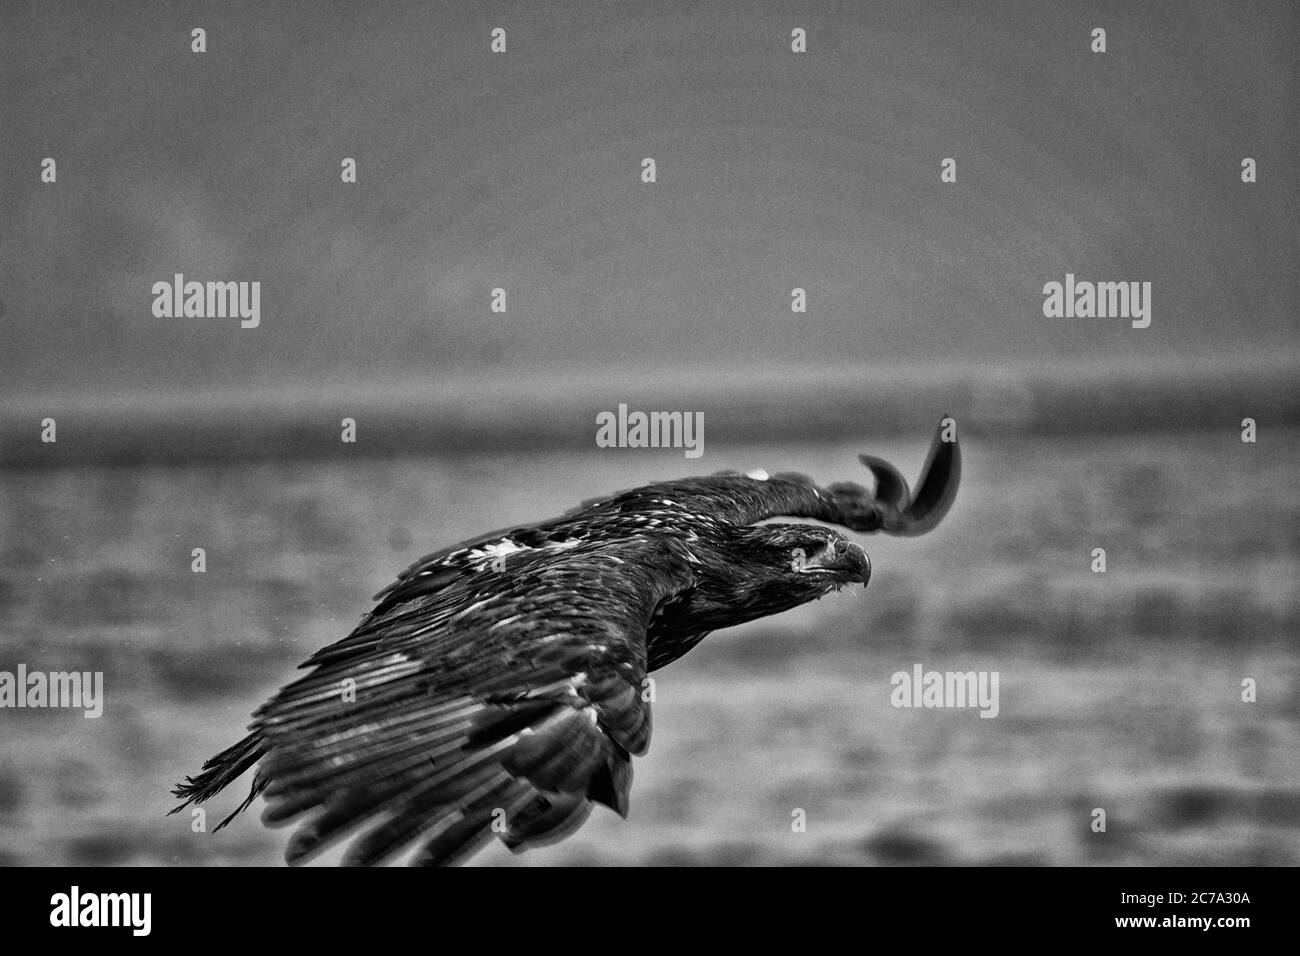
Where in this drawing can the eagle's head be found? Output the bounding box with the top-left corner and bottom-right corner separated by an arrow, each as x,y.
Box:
735,522 -> 871,594
662,523 -> 870,641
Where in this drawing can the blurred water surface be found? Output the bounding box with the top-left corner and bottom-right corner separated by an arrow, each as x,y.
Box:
0,429 -> 1296,866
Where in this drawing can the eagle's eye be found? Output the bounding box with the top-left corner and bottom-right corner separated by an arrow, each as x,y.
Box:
789,542 -> 831,571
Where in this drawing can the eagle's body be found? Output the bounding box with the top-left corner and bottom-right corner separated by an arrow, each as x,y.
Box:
173,420 -> 960,865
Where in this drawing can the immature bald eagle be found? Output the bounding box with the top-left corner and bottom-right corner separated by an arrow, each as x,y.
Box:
172,419 -> 960,865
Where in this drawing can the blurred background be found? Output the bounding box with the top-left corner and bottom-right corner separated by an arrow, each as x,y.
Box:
1,0 -> 1296,865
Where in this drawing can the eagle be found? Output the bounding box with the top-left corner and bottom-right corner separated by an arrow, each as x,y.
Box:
172,418 -> 960,865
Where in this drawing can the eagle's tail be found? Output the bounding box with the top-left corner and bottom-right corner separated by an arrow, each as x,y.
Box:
170,732 -> 268,830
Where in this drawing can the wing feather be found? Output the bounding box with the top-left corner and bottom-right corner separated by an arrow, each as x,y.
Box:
175,536 -> 694,866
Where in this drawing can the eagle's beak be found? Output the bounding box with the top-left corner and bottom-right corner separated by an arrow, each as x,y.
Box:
810,540 -> 870,587
842,541 -> 871,587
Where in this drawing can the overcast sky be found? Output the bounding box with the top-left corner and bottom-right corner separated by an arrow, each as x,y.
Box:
4,0 -> 1296,399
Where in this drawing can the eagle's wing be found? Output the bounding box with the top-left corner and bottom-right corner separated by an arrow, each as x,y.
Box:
367,518 -> 588,617
578,414 -> 962,535
370,418 -> 959,615
175,536 -> 695,866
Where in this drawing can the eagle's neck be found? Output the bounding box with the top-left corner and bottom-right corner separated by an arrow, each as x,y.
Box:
645,581 -> 819,671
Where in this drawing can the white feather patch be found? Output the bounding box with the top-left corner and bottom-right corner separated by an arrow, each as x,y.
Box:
468,539 -> 526,561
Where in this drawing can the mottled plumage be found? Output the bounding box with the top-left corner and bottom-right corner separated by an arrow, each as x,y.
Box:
172,419 -> 960,865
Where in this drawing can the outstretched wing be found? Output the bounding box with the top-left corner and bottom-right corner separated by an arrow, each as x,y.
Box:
174,537 -> 695,866
614,414 -> 961,535
371,417 -> 960,614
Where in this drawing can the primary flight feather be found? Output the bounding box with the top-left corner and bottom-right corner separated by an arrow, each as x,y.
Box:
172,418 -> 960,865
